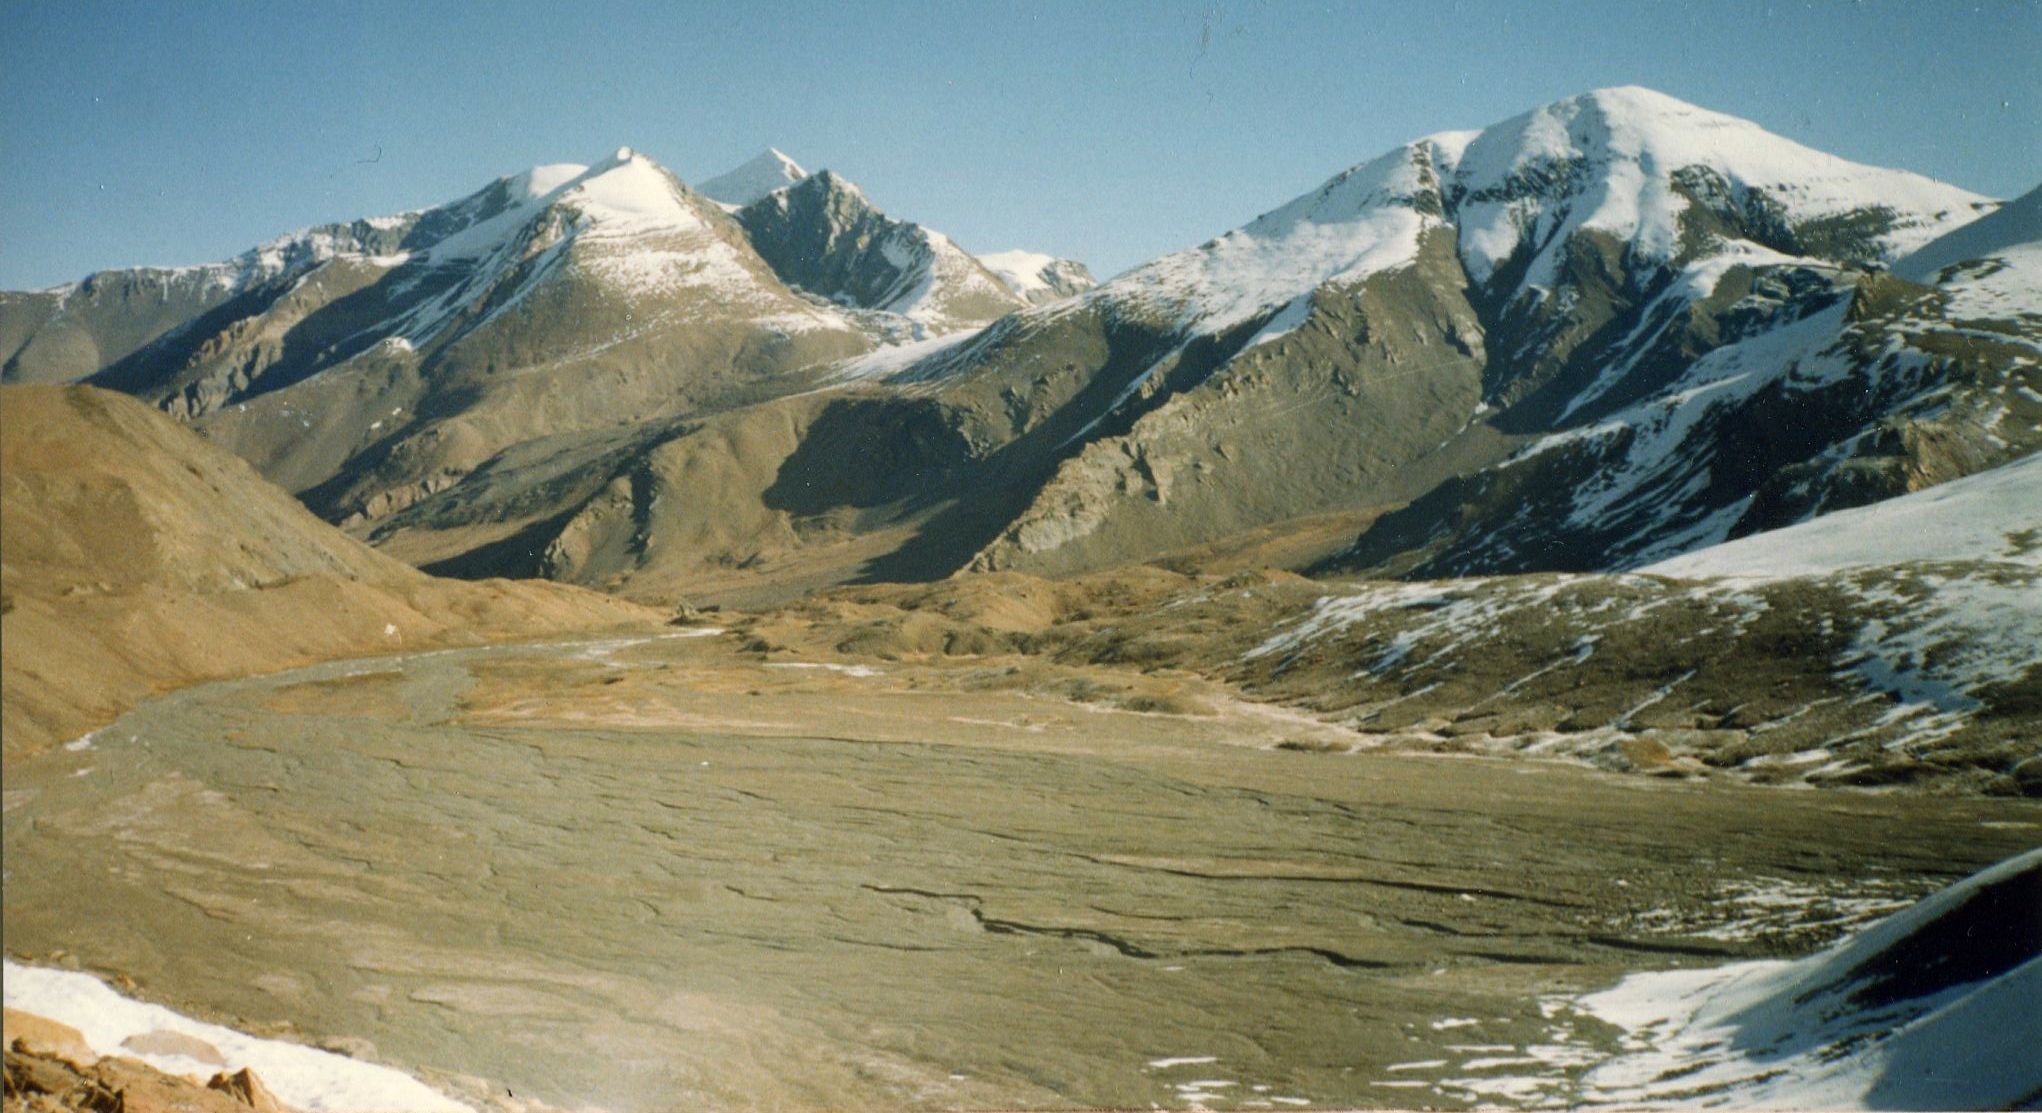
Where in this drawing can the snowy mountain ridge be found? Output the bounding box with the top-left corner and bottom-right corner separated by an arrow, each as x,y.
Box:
1442,85 -> 1987,288
1895,183 -> 2042,325
3,87 -> 2033,620
697,147 -> 809,208
35,157 -> 641,306
34,212 -> 424,307
865,86 -> 2030,589
379,146 -> 856,349
1018,86 -> 1990,359
11,144 -> 1085,387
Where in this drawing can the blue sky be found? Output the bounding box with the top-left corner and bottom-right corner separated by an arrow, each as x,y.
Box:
3,0 -> 2038,288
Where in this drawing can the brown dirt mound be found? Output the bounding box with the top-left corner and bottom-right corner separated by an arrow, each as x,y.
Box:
1,385 -> 660,761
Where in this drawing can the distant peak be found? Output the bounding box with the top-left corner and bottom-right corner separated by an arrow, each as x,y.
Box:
699,148 -> 811,207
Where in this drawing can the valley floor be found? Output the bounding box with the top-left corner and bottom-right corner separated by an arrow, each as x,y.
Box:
5,629 -> 2036,1111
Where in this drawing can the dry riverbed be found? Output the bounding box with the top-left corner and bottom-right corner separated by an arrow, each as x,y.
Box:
5,629 -> 2037,1110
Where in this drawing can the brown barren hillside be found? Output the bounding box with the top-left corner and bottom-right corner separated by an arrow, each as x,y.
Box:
0,385 -> 661,759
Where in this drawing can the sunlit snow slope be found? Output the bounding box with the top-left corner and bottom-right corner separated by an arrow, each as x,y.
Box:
1576,847 -> 2042,1109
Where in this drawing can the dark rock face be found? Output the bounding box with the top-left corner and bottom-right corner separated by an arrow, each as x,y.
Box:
738,172 -> 1023,329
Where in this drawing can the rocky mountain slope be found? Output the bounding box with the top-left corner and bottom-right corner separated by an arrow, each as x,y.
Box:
707,451 -> 2038,795
5,89 -> 2031,608
363,88 -> 2028,603
1,148 -> 1096,557
4,150 -> 876,529
0,385 -> 657,759
1326,180 -> 2042,578
957,85 -> 2013,579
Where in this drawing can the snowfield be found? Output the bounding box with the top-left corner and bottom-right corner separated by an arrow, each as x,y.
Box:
1644,451 -> 2042,579
1895,182 -> 2041,322
2,960 -> 471,1112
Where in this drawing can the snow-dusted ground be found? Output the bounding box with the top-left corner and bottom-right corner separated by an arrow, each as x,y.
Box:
1242,575 -> 1616,667
1241,500 -> 2033,779
1574,847 -> 2042,1109
825,325 -> 988,383
765,661 -> 884,678
1623,875 -> 1920,946
1895,183 -> 2039,287
1637,453 -> 2042,745
2,961 -> 470,1112
1645,452 -> 2042,579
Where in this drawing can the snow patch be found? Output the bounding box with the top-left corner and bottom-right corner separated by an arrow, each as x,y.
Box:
824,327 -> 987,383
2,961 -> 471,1112
1646,453 -> 2042,579
1575,848 -> 2042,1110
764,662 -> 884,678
977,249 -> 1062,298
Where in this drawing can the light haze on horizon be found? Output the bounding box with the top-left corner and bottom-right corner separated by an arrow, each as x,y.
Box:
3,0 -> 2038,290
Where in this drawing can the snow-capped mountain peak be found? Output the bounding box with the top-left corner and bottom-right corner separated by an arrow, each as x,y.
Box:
550,147 -> 704,228
698,147 -> 810,207
408,147 -> 723,267
1442,86 -> 1991,289
120,145 -> 850,375
1078,86 -> 1993,347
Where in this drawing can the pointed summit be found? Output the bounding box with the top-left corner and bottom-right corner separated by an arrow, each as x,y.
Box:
737,168 -> 1025,334
698,148 -> 808,207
